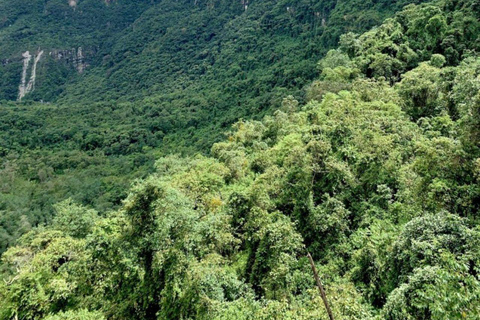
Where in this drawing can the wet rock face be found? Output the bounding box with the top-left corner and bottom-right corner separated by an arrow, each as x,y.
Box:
49,47 -> 95,73
68,0 -> 117,9
15,46 -> 96,100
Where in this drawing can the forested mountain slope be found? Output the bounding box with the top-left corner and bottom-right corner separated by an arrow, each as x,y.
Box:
0,0 -> 157,100
0,0 -> 429,252
1,0 -> 423,103
1,0 -> 479,319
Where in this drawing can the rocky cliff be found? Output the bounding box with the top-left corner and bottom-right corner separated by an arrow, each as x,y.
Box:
15,46 -> 95,100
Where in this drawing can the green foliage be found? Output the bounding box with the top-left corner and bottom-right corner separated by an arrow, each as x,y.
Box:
0,0 -> 430,254
382,263 -> 480,320
0,230 -> 89,320
396,62 -> 445,120
43,309 -> 105,320
52,199 -> 99,238
1,0 -> 480,319
391,212 -> 479,284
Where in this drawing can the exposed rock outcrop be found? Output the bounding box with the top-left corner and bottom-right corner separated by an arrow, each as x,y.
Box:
16,46 -> 94,100
49,47 -> 91,73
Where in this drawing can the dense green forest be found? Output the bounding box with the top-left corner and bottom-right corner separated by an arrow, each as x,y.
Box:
1,0 -> 480,319
0,0 -> 430,253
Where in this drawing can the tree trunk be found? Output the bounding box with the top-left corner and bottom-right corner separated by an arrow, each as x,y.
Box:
307,252 -> 335,320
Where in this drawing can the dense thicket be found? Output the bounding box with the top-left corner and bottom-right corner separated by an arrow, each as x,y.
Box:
1,0 -> 479,318
0,0 -> 429,252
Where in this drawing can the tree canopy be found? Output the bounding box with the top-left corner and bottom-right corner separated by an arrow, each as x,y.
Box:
1,0 -> 480,319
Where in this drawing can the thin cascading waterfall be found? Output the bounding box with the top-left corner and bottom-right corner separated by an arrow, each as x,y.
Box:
18,50 -> 44,101
18,51 -> 32,100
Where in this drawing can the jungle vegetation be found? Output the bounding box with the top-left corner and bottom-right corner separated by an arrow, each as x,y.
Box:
1,0 -> 480,319
0,0 -> 430,252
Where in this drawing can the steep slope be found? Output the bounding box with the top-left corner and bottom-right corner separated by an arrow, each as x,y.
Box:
0,0 -> 430,253
0,0 -> 157,100
1,0 -> 479,318
2,0 -> 426,104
